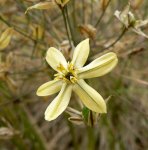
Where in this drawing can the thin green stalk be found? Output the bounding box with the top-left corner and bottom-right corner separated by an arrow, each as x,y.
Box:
100,27 -> 127,51
61,8 -> 72,48
31,41 -> 38,58
65,6 -> 76,46
95,0 -> 112,28
72,0 -> 77,28
0,15 -> 46,47
87,126 -> 95,150
91,27 -> 127,60
0,15 -> 34,42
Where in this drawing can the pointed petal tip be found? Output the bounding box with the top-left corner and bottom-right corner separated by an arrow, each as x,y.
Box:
46,47 -> 56,54
44,84 -> 72,122
101,105 -> 107,113
96,100 -> 107,114
36,89 -> 47,96
71,38 -> 90,68
36,80 -> 62,97
36,90 -> 42,96
77,52 -> 118,79
36,90 -> 40,96
44,107 -> 58,121
83,38 -> 89,43
107,52 -> 118,57
44,114 -> 54,122
105,52 -> 118,64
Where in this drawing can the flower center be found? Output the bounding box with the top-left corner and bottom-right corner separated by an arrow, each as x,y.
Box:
55,63 -> 77,84
65,72 -> 74,80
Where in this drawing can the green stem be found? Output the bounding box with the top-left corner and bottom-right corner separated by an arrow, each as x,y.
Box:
61,8 -> 72,48
31,41 -> 38,58
65,6 -> 76,46
0,15 -> 34,42
72,0 -> 77,28
90,27 -> 127,60
87,126 -> 95,150
100,27 -> 127,51
0,15 -> 46,47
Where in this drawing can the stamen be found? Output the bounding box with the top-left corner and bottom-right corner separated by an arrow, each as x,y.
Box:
57,64 -> 67,73
55,62 -> 77,84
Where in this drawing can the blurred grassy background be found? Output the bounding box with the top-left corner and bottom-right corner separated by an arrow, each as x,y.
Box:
0,0 -> 148,150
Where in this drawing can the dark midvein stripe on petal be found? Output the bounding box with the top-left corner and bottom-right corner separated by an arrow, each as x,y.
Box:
77,82 -> 99,106
38,80 -> 60,92
78,58 -> 116,75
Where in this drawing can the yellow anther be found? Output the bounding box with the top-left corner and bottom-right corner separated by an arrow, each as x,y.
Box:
54,62 -> 77,84
57,64 -> 67,73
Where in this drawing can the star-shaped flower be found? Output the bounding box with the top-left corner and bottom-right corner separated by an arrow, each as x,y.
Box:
114,3 -> 148,38
37,39 -> 118,121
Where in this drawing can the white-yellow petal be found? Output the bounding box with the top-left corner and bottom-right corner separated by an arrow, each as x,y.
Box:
134,20 -> 148,28
77,52 -> 118,79
45,83 -> 72,121
46,47 -> 68,72
36,79 -> 62,96
71,39 -> 90,68
73,80 -> 106,113
132,27 -> 148,38
114,4 -> 135,28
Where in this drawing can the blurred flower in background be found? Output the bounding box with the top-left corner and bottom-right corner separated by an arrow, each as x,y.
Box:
114,3 -> 148,38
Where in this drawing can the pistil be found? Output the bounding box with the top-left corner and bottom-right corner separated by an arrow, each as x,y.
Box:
55,63 -> 77,84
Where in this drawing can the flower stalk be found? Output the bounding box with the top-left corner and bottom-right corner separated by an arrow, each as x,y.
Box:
60,7 -> 72,48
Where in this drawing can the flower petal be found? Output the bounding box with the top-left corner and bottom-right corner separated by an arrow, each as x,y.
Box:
77,52 -> 118,79
45,83 -> 72,121
71,39 -> 89,68
114,4 -> 135,28
46,47 -> 68,72
134,20 -> 148,28
132,27 -> 148,38
36,79 -> 62,96
73,80 -> 106,113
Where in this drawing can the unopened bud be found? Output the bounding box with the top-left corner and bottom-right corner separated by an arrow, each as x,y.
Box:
0,27 -> 13,51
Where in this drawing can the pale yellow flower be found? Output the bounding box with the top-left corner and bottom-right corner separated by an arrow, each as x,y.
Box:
37,39 -> 118,121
